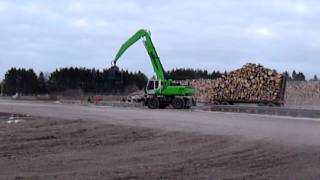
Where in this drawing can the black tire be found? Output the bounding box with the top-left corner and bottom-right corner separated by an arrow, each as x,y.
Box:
184,99 -> 190,109
212,101 -> 220,105
172,98 -> 185,109
147,97 -> 160,109
221,101 -> 230,106
159,104 -> 167,109
192,98 -> 197,106
267,102 -> 275,107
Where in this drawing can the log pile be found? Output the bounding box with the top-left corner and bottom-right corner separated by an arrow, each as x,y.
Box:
182,63 -> 285,103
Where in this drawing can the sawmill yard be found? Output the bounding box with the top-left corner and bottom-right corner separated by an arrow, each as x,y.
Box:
1,64 -> 320,179
3,0 -> 320,179
1,100 -> 320,179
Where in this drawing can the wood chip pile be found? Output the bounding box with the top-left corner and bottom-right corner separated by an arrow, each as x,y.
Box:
180,63 -> 286,103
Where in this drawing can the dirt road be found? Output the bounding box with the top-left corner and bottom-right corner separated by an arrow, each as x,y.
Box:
1,100 -> 320,179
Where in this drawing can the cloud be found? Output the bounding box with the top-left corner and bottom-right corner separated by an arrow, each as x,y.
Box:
0,0 -> 320,80
247,27 -> 276,38
73,19 -> 89,28
294,3 -> 309,13
0,2 -> 7,12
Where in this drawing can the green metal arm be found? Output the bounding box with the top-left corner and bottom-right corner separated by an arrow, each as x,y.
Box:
112,29 -> 165,80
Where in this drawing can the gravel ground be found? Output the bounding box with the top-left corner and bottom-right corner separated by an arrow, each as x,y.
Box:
0,112 -> 319,179
1,101 -> 320,179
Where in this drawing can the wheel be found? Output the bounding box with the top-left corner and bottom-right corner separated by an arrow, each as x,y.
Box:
184,99 -> 191,109
221,101 -> 230,106
172,98 -> 185,109
192,98 -> 197,106
159,104 -> 167,109
267,102 -> 275,107
212,101 -> 220,105
147,97 -> 160,109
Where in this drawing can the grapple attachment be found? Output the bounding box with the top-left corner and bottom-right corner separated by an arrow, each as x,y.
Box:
108,65 -> 121,80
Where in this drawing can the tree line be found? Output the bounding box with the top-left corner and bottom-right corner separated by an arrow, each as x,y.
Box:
1,67 -> 223,95
283,70 -> 309,81
1,67 -> 148,96
0,67 -> 315,96
166,68 -> 223,80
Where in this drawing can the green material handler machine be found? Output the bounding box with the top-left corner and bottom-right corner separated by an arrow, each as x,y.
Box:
111,29 -> 196,109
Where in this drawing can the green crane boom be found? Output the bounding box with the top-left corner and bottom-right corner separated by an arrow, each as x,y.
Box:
112,29 -> 165,80
111,29 -> 196,109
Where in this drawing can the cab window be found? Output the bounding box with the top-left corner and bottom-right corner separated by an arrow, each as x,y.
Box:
155,81 -> 159,89
147,81 -> 154,90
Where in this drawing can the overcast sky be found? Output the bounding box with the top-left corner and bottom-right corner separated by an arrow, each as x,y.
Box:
1,0 -> 320,79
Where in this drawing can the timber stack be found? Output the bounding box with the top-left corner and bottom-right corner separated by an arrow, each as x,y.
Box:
185,63 -> 286,106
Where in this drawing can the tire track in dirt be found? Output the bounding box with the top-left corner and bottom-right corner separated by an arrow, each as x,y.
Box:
1,113 -> 320,179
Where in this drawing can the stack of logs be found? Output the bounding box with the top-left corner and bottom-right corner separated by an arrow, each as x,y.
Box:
182,63 -> 285,103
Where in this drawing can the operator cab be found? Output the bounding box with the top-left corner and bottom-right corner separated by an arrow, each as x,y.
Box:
146,79 -> 162,95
